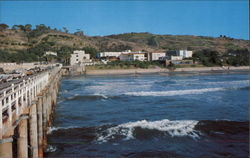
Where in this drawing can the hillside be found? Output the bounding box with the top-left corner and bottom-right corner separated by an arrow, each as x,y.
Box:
1,28 -> 249,53
0,25 -> 249,64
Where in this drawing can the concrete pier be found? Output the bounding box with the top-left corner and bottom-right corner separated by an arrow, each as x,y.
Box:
29,102 -> 39,158
37,96 -> 44,158
0,65 -> 62,158
17,118 -> 28,158
0,137 -> 13,158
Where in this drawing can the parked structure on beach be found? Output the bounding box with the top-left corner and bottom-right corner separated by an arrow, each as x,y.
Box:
70,50 -> 91,66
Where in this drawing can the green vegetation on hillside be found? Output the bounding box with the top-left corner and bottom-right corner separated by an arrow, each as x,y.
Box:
193,48 -> 249,66
0,23 -> 249,66
0,50 -> 38,62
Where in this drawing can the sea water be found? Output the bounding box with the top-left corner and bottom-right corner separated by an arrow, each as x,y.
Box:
45,73 -> 249,158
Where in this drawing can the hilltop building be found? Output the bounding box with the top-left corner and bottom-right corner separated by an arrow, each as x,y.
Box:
70,50 -> 90,65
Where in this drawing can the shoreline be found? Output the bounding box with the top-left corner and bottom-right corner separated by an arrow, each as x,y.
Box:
85,66 -> 249,76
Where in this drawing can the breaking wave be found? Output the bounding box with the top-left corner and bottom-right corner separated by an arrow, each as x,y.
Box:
45,145 -> 57,153
125,88 -> 224,96
47,120 -> 248,145
65,94 -> 111,101
96,119 -> 199,143
47,126 -> 78,134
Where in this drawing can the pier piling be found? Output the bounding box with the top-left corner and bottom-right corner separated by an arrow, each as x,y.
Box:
17,118 -> 28,158
0,66 -> 62,158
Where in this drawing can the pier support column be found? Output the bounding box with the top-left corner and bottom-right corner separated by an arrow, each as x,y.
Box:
17,118 -> 28,158
42,92 -> 48,151
46,92 -> 52,127
0,137 -> 13,158
29,102 -> 38,158
37,96 -> 43,158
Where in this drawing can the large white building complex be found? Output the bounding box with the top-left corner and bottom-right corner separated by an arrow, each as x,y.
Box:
96,49 -> 193,63
70,50 -> 91,65
98,50 -> 146,61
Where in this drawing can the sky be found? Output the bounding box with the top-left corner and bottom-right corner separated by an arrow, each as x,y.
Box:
0,0 -> 249,40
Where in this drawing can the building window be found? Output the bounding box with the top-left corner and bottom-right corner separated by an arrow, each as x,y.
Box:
76,55 -> 78,57
76,59 -> 78,61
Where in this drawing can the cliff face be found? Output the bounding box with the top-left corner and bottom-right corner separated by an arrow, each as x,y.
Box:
0,29 -> 249,54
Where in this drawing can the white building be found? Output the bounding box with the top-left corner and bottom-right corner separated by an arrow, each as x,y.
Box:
167,50 -> 193,58
97,52 -> 123,58
97,50 -> 132,58
176,50 -> 193,58
120,53 -> 145,61
147,52 -> 166,61
169,56 -> 183,60
70,50 -> 90,65
45,51 -> 57,56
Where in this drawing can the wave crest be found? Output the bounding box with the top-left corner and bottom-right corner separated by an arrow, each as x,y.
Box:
125,88 -> 224,96
97,119 -> 199,143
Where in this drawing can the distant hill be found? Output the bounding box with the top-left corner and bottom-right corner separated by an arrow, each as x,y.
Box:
0,27 -> 249,54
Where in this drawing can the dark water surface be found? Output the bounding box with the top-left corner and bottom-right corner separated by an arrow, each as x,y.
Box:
45,73 -> 249,158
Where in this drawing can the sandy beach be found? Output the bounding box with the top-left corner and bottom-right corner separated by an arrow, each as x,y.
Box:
85,66 -> 249,75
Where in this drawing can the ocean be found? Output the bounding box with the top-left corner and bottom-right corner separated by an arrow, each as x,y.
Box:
45,72 -> 249,158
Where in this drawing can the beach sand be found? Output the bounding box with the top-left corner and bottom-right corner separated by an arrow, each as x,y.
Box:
85,66 -> 249,76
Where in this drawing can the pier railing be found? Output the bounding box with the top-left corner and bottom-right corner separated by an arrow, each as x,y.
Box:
0,65 -> 61,139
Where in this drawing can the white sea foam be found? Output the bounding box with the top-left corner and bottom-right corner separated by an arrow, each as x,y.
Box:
125,88 -> 224,97
97,119 -> 199,143
45,145 -> 57,153
47,126 -> 78,134
201,80 -> 249,86
93,93 -> 109,99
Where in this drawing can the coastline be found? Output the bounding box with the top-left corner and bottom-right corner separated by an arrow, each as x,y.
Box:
85,66 -> 249,76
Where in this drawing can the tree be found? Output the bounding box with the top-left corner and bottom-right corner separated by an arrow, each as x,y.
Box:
57,46 -> 74,65
147,36 -> 159,47
36,24 -> 49,31
82,47 -> 98,58
18,25 -> 25,31
24,24 -> 32,32
62,27 -> 69,33
28,42 -> 51,56
12,25 -> 19,30
28,24 -> 50,38
225,48 -> 249,66
0,24 -> 9,31
11,25 -> 25,31
193,49 -> 222,66
74,29 -> 84,36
